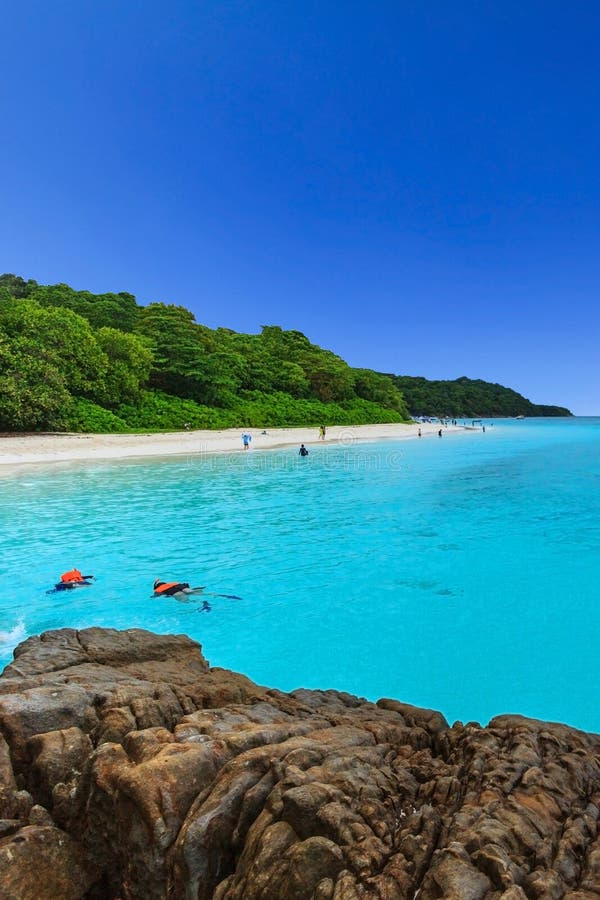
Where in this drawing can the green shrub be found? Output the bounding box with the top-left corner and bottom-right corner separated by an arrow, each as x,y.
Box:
113,390 -> 407,432
117,391 -> 239,431
68,399 -> 131,433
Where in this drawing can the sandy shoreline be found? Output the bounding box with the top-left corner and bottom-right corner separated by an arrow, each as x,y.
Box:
0,422 -> 468,470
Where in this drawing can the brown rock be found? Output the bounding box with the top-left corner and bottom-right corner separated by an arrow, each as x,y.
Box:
0,626 -> 599,900
422,842 -> 493,898
27,726 -> 92,809
0,825 -> 95,900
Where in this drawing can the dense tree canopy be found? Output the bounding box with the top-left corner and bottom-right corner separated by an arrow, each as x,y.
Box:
0,298 -> 108,400
390,374 -> 571,418
0,274 -> 570,433
96,328 -> 153,408
0,333 -> 72,430
0,273 -> 38,298
27,282 -> 139,332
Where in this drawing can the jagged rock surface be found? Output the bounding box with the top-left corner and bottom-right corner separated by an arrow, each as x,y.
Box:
0,627 -> 599,899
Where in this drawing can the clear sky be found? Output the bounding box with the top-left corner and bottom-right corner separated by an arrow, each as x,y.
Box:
2,1 -> 599,413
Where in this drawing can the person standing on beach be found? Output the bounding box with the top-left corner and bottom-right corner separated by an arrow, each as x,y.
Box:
242,432 -> 252,451
318,425 -> 326,440
418,428 -> 422,437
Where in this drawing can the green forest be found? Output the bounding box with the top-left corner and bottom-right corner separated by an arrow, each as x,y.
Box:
0,274 -> 570,432
390,375 -> 572,419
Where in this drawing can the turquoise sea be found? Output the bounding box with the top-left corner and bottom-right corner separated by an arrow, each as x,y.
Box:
1,418 -> 599,733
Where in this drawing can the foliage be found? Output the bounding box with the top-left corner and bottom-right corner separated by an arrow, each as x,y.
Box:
389,374 -> 571,418
117,391 -> 239,431
29,283 -> 139,332
0,273 -> 38,298
0,272 -> 570,433
135,303 -> 236,405
353,368 -> 408,413
231,392 -> 404,427
115,390 -> 404,431
0,333 -> 73,431
67,399 -> 131,433
0,298 -> 108,400
96,327 -> 153,407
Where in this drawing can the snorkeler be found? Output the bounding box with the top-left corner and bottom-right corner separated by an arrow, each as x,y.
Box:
47,569 -> 95,593
153,579 -> 205,599
153,579 -> 243,601
60,568 -> 88,584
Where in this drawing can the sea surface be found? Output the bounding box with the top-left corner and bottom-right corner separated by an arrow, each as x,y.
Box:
1,418 -> 599,733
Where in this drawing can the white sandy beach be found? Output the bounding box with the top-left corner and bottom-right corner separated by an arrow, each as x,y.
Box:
0,422 -> 466,469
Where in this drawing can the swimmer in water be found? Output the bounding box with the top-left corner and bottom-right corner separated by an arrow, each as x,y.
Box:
153,580 -> 205,600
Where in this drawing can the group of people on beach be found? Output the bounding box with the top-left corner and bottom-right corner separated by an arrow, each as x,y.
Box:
241,425 -> 326,454
417,427 -> 444,437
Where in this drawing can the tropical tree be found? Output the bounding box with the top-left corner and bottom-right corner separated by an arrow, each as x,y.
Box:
30,283 -> 139,332
96,327 -> 153,407
353,368 -> 408,415
0,331 -> 73,430
0,273 -> 38,298
0,299 -> 109,401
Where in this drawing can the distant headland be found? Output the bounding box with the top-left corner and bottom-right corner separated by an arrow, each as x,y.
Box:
0,273 -> 571,434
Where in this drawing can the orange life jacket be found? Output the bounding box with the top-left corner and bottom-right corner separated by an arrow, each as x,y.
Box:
154,581 -> 184,595
61,569 -> 85,583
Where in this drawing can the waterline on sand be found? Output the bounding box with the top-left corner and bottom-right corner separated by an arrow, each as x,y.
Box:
0,421 -> 461,469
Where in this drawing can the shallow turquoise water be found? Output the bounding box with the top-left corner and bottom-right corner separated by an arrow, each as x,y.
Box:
1,419 -> 599,733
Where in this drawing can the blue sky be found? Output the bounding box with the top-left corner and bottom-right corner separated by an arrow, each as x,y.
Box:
2,1 -> 599,413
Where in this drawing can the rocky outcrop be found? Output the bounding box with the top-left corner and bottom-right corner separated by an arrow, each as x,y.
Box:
0,627 -> 599,899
